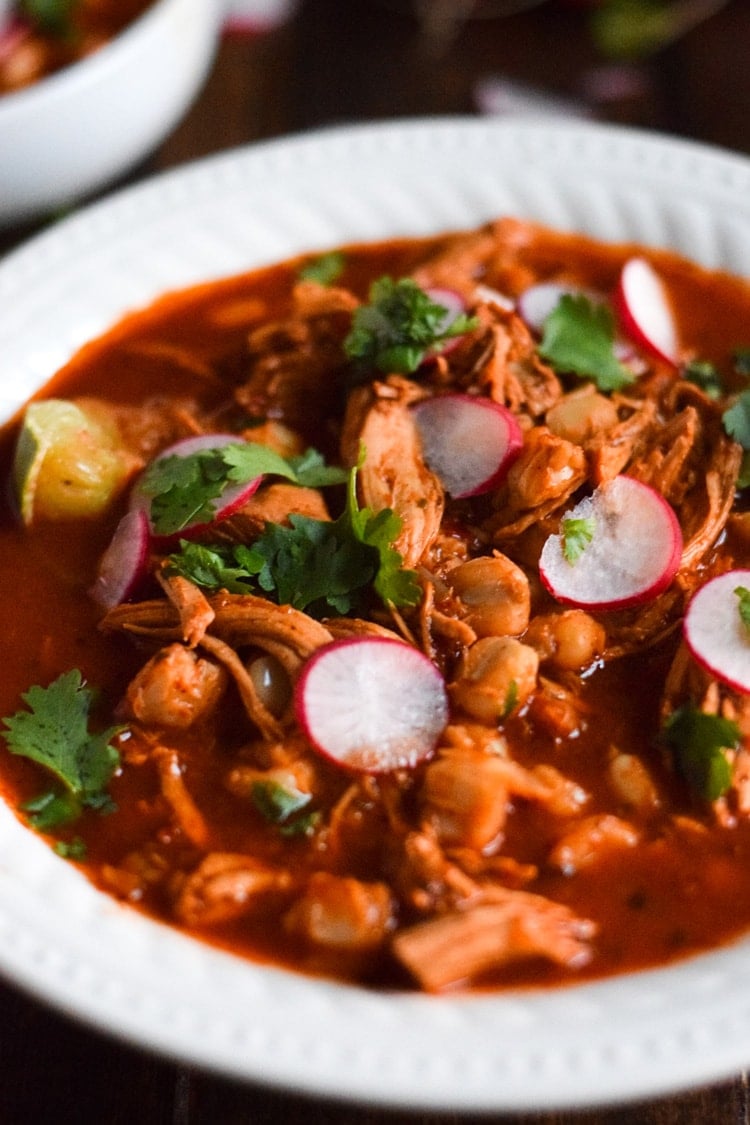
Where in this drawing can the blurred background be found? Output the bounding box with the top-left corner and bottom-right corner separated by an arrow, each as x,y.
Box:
2,0 -> 749,253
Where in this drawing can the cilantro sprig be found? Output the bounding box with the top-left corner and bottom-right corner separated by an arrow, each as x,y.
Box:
298,251 -> 346,286
735,586 -> 750,632
661,704 -> 738,802
251,779 -> 319,837
139,442 -> 347,537
2,670 -> 121,829
539,293 -> 634,393
562,516 -> 595,564
165,455 -> 420,616
344,277 -> 477,376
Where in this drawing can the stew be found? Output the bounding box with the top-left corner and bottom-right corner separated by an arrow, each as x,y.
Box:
3,216 -> 750,993
0,0 -> 154,95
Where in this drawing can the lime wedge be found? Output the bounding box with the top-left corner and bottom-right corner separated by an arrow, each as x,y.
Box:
13,399 -> 129,524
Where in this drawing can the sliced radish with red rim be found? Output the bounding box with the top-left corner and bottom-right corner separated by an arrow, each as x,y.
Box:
539,475 -> 683,611
294,637 -> 449,773
517,281 -> 602,336
130,433 -> 262,542
412,393 -> 523,498
684,569 -> 750,694
89,508 -> 150,609
616,257 -> 679,366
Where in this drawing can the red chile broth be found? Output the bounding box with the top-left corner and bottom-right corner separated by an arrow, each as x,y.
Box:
2,223 -> 750,992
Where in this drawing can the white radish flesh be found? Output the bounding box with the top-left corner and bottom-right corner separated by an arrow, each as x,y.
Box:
617,257 -> 679,365
412,393 -> 523,498
294,637 -> 449,773
539,475 -> 682,611
684,570 -> 750,694
89,508 -> 150,609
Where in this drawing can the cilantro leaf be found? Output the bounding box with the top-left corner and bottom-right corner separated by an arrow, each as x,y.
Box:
2,670 -> 121,819
165,459 -> 420,616
733,348 -> 750,379
286,448 -> 349,489
538,294 -> 634,392
251,779 -> 311,824
344,277 -> 477,376
140,441 -> 345,537
298,251 -> 346,286
682,360 -> 724,401
722,390 -> 750,451
661,705 -> 738,801
735,586 -> 750,632
562,516 -> 595,564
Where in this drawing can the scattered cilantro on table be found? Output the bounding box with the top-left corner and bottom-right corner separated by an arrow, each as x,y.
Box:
538,293 -> 634,393
2,669 -> 121,829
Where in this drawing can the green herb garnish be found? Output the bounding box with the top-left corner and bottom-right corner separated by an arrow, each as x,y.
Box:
298,251 -> 346,286
539,294 -> 633,393
661,704 -> 738,801
165,456 -> 420,616
562,516 -> 596,563
2,670 -> 121,826
735,586 -> 750,632
683,359 -> 724,400
344,277 -> 477,376
723,390 -> 750,451
139,442 -> 347,537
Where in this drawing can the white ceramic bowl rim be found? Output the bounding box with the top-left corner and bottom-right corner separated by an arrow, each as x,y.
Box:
2,117 -> 750,1113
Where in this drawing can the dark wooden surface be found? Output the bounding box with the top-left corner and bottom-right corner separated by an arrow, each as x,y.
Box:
3,1 -> 750,1120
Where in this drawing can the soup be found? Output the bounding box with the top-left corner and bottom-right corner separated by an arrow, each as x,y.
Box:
2,216 -> 750,993
0,0 -> 154,95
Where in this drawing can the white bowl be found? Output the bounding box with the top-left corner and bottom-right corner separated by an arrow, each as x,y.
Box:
0,0 -> 223,228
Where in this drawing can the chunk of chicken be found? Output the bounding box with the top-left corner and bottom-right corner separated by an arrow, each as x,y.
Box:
122,643 -> 227,729
284,871 -> 394,951
392,890 -> 595,991
174,853 -> 294,927
340,375 -> 444,566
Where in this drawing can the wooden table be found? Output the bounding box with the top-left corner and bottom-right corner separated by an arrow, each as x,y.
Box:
2,1 -> 750,1120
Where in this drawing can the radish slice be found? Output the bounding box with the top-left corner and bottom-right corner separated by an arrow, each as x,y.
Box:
412,393 -> 523,498
517,281 -> 599,336
424,286 -> 471,358
89,508 -> 150,609
684,570 -> 750,694
539,475 -> 682,611
616,257 -> 679,365
294,637 -> 449,773
130,433 -> 261,541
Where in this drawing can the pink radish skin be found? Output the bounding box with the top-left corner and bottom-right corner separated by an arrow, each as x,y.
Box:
684,570 -> 750,694
412,393 -> 523,498
539,475 -> 682,611
89,508 -> 150,609
616,257 -> 679,366
294,637 -> 449,773
130,433 -> 261,542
